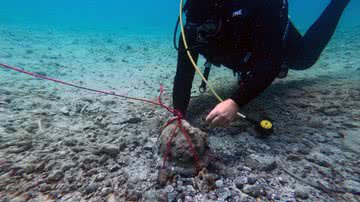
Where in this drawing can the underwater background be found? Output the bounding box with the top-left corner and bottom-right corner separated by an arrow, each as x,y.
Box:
1,0 -> 360,32
0,0 -> 359,201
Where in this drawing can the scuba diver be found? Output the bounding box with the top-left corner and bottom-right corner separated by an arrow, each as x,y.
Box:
173,0 -> 350,127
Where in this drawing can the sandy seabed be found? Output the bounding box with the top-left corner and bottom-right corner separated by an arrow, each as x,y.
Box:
0,24 -> 359,202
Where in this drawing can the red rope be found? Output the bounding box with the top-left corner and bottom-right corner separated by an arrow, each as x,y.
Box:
0,63 -> 201,170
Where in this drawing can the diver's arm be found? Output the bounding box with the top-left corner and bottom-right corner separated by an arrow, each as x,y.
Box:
206,61 -> 280,127
173,37 -> 199,115
230,61 -> 281,107
206,62 -> 280,127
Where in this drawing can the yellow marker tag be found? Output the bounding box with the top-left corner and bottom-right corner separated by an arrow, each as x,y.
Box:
260,120 -> 273,129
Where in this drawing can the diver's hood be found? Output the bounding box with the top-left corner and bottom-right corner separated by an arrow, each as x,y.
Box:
184,0 -> 224,22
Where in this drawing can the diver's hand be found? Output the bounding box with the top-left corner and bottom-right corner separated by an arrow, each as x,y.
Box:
206,99 -> 239,128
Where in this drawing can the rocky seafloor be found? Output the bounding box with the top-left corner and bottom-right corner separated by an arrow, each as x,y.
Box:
0,25 -> 360,202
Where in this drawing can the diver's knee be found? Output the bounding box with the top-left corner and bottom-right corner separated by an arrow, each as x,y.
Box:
289,56 -> 319,70
303,56 -> 319,68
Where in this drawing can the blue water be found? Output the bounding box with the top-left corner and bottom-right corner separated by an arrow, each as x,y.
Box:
0,0 -> 359,33
0,2 -> 359,201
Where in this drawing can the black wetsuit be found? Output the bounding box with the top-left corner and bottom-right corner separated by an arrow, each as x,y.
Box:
173,0 -> 350,114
